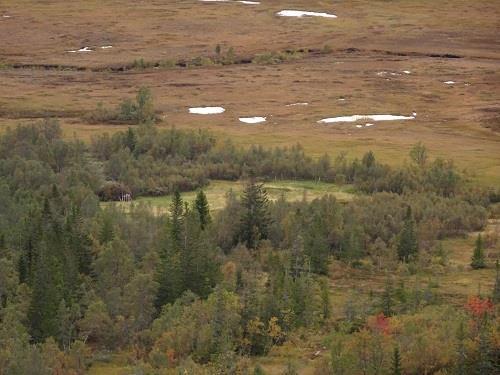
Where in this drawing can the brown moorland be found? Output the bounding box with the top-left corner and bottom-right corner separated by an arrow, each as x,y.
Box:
0,0 -> 499,187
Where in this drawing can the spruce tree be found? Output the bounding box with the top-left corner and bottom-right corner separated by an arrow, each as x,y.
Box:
456,320 -> 468,375
382,278 -> 395,316
182,206 -> 219,298
98,214 -> 114,245
476,327 -> 494,374
291,234 -> 305,279
397,207 -> 418,262
29,242 -> 63,342
194,189 -> 211,230
19,209 -> 43,285
124,127 -> 136,152
305,214 -> 330,274
155,191 -> 184,309
471,234 -> 486,269
66,206 -> 92,276
493,260 -> 500,304
170,190 -> 184,249
320,279 -> 330,321
0,233 -> 5,257
238,179 -> 271,249
341,223 -> 363,267
391,346 -> 402,375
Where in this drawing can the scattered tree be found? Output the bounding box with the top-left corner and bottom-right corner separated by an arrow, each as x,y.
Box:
391,346 -> 402,375
238,179 -> 272,249
410,142 -> 428,167
397,207 -> 418,262
194,189 -> 211,230
492,260 -> 500,303
471,234 -> 486,269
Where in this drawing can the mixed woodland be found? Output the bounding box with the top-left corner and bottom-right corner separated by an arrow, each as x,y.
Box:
0,93 -> 499,374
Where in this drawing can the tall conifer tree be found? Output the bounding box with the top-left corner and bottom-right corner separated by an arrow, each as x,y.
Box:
471,234 -> 486,269
391,346 -> 402,375
155,191 -> 184,309
194,189 -> 211,230
397,207 -> 418,262
238,179 -> 271,249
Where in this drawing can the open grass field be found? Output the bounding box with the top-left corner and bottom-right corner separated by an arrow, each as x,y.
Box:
104,179 -> 355,214
1,0 -> 499,186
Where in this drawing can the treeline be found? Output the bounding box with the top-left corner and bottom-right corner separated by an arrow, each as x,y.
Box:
90,124 -> 334,198
91,121 -> 497,204
83,87 -> 500,204
4,118 -> 495,205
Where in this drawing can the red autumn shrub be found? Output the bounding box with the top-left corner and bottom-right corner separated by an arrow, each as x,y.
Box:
367,313 -> 391,335
464,296 -> 494,319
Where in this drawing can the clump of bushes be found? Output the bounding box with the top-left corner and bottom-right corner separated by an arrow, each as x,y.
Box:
128,45 -> 310,71
132,58 -> 154,70
0,61 -> 12,70
253,50 -> 304,65
85,87 -> 156,125
98,181 -> 131,201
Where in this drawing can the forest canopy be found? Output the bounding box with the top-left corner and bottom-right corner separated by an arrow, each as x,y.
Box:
0,119 -> 498,374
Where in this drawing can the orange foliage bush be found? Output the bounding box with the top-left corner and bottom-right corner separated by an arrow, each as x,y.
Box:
464,296 -> 494,319
367,313 -> 391,336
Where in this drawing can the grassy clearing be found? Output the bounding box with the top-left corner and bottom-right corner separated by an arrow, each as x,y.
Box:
103,180 -> 355,214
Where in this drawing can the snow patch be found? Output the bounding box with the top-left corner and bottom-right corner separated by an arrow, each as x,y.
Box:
378,71 -> 410,77
444,81 -> 455,85
67,46 -> 93,53
318,114 -> 415,124
286,102 -> 309,107
100,45 -> 113,49
189,107 -> 226,115
277,10 -> 337,18
239,117 -> 266,124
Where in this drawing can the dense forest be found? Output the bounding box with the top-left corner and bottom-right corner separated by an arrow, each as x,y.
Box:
0,118 -> 498,374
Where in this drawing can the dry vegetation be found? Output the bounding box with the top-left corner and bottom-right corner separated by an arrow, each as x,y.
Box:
1,1 -> 499,185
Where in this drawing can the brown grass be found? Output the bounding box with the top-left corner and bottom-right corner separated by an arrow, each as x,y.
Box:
1,1 -> 499,187
1,0 -> 499,68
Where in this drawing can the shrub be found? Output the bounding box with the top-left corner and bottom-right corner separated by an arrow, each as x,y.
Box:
85,87 -> 156,125
98,181 -> 131,201
132,58 -> 153,70
84,102 -> 117,124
